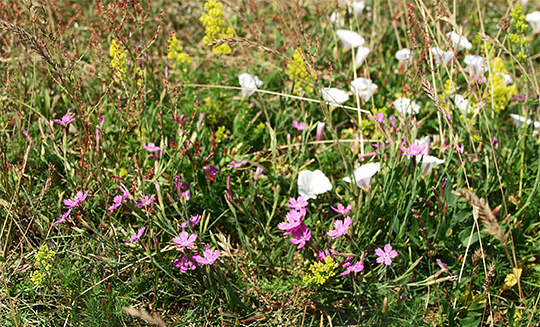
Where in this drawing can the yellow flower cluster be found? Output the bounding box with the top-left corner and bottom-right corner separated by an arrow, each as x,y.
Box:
200,0 -> 234,56
303,256 -> 338,285
110,39 -> 128,82
286,49 -> 317,95
167,34 -> 191,73
486,58 -> 517,112
30,245 -> 56,286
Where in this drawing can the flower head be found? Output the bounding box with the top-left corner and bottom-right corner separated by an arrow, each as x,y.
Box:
124,227 -> 146,243
64,191 -> 88,209
287,196 -> 309,210
54,109 -> 75,127
173,253 -> 197,273
331,203 -> 352,215
375,243 -> 398,266
203,165 -> 218,182
341,260 -> 364,275
509,113 -> 540,129
526,11 -> 540,34
172,231 -> 197,249
343,162 -> 380,190
464,55 -> 485,77
52,209 -> 72,227
447,31 -> 472,51
394,97 -> 421,116
143,143 -> 162,158
192,244 -> 220,265
227,160 -> 247,169
430,47 -> 454,66
290,224 -> 312,249
336,29 -> 365,50
278,208 -> 306,235
321,88 -> 350,107
401,143 -> 427,156
355,46 -> 370,67
135,194 -> 156,207
292,120 -> 309,131
297,169 -> 333,200
350,77 -> 378,101
108,184 -> 129,211
179,214 -> 202,229
421,155 -> 445,175
368,112 -> 385,123
239,73 -> 263,98
255,166 -> 264,179
327,216 -> 352,239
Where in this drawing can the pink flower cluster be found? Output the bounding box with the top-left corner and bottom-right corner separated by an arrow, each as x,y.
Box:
278,196 -> 311,249
52,191 -> 88,227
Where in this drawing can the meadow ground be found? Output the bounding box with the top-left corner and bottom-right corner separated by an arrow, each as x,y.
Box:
1,0 -> 540,326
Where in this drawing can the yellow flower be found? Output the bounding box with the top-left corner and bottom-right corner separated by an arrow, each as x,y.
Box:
200,0 -> 234,56
286,49 -> 317,95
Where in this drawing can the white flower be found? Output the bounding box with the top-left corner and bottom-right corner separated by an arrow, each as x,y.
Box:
394,97 -> 420,116
352,1 -> 365,18
350,77 -> 377,101
464,55 -> 485,76
453,94 -> 471,114
526,11 -> 540,34
395,48 -> 412,62
238,73 -> 262,98
321,88 -> 350,107
330,12 -> 345,27
298,170 -> 333,200
343,162 -> 380,190
355,46 -> 370,67
430,47 -> 454,66
447,31 -> 472,52
510,114 -> 540,129
336,29 -> 365,50
421,155 -> 445,176
498,73 -> 513,86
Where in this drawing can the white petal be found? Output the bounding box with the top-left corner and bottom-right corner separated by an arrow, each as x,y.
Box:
395,48 -> 412,61
321,88 -> 349,107
351,78 -> 377,101
298,169 -> 332,199
336,29 -> 365,50
526,11 -> 540,34
238,73 -> 262,98
510,114 -> 540,129
355,46 -> 370,67
447,31 -> 472,52
344,162 -> 380,190
394,97 -> 420,116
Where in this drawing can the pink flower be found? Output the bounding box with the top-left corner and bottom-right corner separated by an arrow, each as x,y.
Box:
143,142 -> 162,158
192,244 -> 220,265
52,209 -> 72,227
179,214 -> 202,229
255,167 -> 264,179
331,203 -> 352,215
173,254 -> 196,273
341,261 -> 364,275
400,143 -> 427,156
290,224 -> 311,249
277,208 -> 306,235
108,184 -> 129,211
227,160 -> 248,168
172,231 -> 197,249
292,120 -> 309,130
180,189 -> 191,201
327,216 -> 352,239
368,112 -> 385,123
64,191 -> 88,209
375,243 -> 398,266
124,227 -> 146,243
135,194 -> 155,207
287,196 -> 309,210
317,249 -> 331,261
54,109 -> 75,127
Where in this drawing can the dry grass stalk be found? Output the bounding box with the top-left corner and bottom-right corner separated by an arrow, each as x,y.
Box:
123,307 -> 167,327
0,19 -> 63,80
455,189 -> 507,245
208,37 -> 284,59
38,165 -> 55,204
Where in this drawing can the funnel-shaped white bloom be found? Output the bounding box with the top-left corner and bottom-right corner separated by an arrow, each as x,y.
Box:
352,1 -> 365,17
351,77 -> 377,101
330,12 -> 345,27
298,170 -> 333,200
394,97 -> 420,116
453,94 -> 472,114
336,29 -> 365,50
321,88 -> 349,107
510,114 -> 540,129
414,137 -> 430,156
498,73 -> 513,86
239,73 -> 262,98
355,46 -> 370,67
430,47 -> 454,66
447,31 -> 472,51
395,48 -> 412,62
464,55 -> 485,76
526,11 -> 540,34
421,155 -> 445,176
343,162 -> 380,190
